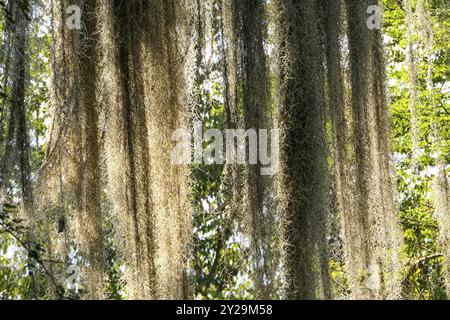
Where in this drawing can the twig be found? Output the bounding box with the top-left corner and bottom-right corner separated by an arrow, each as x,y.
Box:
409,253 -> 444,271
0,220 -> 65,298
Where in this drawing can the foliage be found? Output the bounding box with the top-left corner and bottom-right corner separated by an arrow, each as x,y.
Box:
0,201 -> 31,299
0,0 -> 31,25
191,12 -> 252,298
384,0 -> 449,299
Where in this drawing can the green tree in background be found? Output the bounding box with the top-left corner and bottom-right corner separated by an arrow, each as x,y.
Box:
384,0 -> 449,299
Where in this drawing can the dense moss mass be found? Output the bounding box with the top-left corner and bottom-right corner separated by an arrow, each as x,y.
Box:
0,0 -> 448,300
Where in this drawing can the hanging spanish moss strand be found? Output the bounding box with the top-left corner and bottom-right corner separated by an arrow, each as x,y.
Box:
220,0 -> 243,224
39,0 -> 80,296
369,0 -> 401,299
42,0 -> 106,299
0,0 -> 33,220
75,0 -> 105,300
239,0 -> 277,299
416,0 -> 450,296
0,1 -> 14,175
405,0 -> 421,169
222,0 -> 276,299
34,0 -> 57,295
10,0 -> 32,227
99,0 -> 196,299
142,0 -> 196,299
320,0 -> 348,300
190,0 -> 213,297
2,0 -> 37,298
345,0 -> 401,299
344,0 -> 375,299
98,0 -> 156,299
0,0 -> 20,190
273,0 -> 331,300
